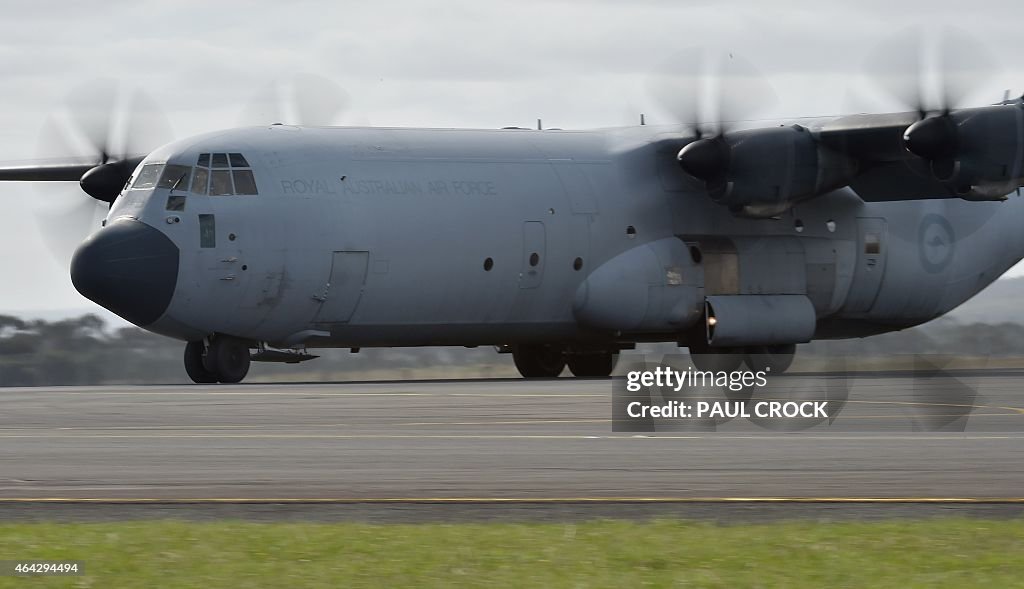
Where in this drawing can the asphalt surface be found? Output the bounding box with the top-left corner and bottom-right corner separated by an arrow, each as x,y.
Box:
0,372 -> 1022,521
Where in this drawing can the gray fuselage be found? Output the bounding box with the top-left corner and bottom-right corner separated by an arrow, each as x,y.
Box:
92,124 -> 1024,350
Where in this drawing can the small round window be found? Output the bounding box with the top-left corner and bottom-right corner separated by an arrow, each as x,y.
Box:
689,246 -> 702,264
483,257 -> 494,271
529,252 -> 540,267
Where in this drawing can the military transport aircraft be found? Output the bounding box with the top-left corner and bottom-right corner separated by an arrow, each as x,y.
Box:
3,44 -> 1023,384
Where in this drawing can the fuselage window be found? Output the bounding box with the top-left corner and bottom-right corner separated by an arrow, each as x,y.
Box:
865,233 -> 881,255
199,214 -> 216,248
166,194 -> 186,211
131,164 -> 164,189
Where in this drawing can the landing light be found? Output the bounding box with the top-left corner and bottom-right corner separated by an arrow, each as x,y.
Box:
707,316 -> 718,326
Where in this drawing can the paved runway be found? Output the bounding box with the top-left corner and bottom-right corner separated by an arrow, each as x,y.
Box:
0,372 -> 1022,519
0,372 -> 1019,497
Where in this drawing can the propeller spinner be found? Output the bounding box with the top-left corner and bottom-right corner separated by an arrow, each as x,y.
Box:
649,49 -> 779,201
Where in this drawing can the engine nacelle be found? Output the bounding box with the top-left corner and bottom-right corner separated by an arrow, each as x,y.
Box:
903,104 -> 1024,200
704,294 -> 817,347
677,126 -> 859,217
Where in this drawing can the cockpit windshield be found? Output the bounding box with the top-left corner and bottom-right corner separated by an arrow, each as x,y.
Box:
131,164 -> 164,189
131,163 -> 192,191
131,154 -> 257,196
158,165 -> 191,190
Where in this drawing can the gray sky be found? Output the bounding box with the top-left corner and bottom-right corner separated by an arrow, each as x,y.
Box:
2,0 -> 1023,317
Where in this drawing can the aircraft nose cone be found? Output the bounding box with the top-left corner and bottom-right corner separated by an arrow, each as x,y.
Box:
70,219 -> 179,326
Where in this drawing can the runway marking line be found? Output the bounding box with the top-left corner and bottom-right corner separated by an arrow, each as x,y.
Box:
7,390 -> 1023,416
6,412 -> 1009,433
0,497 -> 1022,504
4,391 -> 607,398
0,433 -> 1020,440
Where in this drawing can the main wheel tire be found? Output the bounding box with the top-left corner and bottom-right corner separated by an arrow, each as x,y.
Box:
688,345 -> 744,372
744,344 -> 796,374
567,352 -> 617,378
207,336 -> 252,384
183,341 -> 217,384
513,344 -> 566,378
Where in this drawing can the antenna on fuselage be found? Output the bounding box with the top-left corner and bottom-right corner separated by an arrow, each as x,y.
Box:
640,113 -> 646,126
537,118 -> 542,130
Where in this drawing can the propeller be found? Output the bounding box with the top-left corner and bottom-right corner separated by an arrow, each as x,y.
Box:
648,49 -> 779,196
32,80 -> 172,265
864,28 -> 998,180
239,73 -> 351,127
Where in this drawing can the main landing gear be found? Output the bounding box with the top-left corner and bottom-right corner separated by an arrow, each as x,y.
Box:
511,344 -> 618,379
688,342 -> 796,374
184,336 -> 252,384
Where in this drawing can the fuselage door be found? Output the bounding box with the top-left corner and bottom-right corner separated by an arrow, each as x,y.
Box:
843,217 -> 888,313
314,251 -> 369,323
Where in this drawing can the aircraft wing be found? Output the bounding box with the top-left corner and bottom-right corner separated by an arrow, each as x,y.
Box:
0,163 -> 96,182
815,113 -> 963,202
671,103 -> 1024,216
0,156 -> 145,203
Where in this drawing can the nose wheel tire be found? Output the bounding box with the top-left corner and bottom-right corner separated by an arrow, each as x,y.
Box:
513,344 -> 566,378
204,336 -> 252,384
184,341 -> 217,384
566,352 -> 617,378
185,336 -> 252,384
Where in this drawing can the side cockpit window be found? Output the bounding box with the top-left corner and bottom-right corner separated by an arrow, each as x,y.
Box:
191,152 -> 258,196
232,169 -> 258,195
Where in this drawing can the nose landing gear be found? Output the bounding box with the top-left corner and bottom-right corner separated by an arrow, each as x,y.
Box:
184,336 -> 252,384
183,341 -> 217,384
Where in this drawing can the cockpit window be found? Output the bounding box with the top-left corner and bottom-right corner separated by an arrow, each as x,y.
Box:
210,170 -> 233,196
191,152 -> 258,196
131,164 -> 164,189
191,167 -> 209,195
232,170 -> 257,195
157,165 -> 191,190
